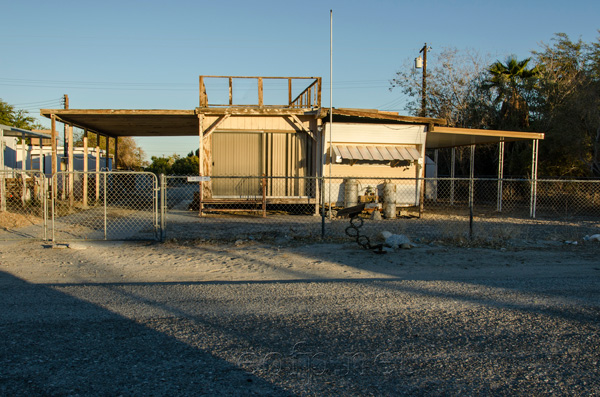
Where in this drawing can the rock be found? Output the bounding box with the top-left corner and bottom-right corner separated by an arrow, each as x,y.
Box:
380,231 -> 415,250
67,243 -> 88,250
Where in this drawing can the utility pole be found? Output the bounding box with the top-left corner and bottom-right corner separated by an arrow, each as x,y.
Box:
419,43 -> 428,117
63,94 -> 69,157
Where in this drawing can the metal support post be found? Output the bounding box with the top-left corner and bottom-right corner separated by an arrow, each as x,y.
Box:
450,147 -> 455,205
497,140 -> 505,212
262,174 -> 267,218
82,130 -> 88,208
43,176 -> 48,241
159,174 -> 165,241
103,172 -> 107,240
469,145 -> 475,209
530,139 -> 539,218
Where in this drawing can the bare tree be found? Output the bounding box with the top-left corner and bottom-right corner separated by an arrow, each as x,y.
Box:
390,47 -> 492,127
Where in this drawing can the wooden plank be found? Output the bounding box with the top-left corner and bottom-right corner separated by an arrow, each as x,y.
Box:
41,109 -> 196,116
288,114 -> 316,141
199,76 -> 207,107
258,77 -> 263,107
203,114 -> 231,138
199,75 -> 319,80
432,126 -> 545,140
333,108 -> 447,125
198,114 -> 204,216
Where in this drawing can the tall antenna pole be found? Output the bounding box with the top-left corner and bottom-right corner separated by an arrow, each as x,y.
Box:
328,9 -> 333,219
419,44 -> 428,117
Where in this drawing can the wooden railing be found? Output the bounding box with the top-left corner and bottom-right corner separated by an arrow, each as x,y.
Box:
199,76 -> 321,109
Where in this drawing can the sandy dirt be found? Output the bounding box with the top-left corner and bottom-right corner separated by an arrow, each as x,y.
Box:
1,239 -> 600,395
0,238 -> 598,285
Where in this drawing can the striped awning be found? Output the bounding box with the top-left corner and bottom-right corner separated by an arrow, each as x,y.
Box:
333,145 -> 421,161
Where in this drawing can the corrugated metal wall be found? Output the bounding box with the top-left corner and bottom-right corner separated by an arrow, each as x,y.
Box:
212,132 -> 262,196
212,131 -> 313,198
265,132 -> 312,197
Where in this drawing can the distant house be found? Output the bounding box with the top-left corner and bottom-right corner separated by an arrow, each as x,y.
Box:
1,125 -> 111,175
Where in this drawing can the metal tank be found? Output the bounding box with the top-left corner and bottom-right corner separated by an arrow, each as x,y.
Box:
344,178 -> 358,208
383,181 -> 397,219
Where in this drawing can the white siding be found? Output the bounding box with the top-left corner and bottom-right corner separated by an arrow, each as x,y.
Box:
324,123 -> 426,145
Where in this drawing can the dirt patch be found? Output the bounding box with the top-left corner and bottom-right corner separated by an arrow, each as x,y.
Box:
0,211 -> 42,230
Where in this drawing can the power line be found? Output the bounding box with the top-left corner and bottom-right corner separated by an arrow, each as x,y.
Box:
11,97 -> 64,106
1,77 -> 392,92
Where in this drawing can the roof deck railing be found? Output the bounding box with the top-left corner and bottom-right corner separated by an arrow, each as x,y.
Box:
199,76 -> 321,109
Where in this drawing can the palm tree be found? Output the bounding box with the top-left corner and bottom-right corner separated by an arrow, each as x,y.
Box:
486,56 -> 540,128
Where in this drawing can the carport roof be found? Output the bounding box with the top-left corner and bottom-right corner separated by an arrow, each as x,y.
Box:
39,108 -> 544,147
0,123 -> 52,139
427,126 -> 545,149
40,109 -> 199,137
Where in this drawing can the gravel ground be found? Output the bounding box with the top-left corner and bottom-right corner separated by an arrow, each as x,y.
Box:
1,239 -> 600,395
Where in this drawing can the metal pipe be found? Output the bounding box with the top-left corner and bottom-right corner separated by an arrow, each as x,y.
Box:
328,9 -> 333,219
43,174 -> 47,241
469,145 -> 475,209
497,140 -> 505,212
450,147 -> 455,206
103,172 -> 107,240
51,178 -> 55,242
530,139 -> 539,218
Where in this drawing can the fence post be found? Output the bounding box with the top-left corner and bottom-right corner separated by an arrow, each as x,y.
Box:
530,139 -> 539,218
160,174 -> 166,242
450,147 -> 455,206
51,174 -> 55,242
469,145 -> 475,209
321,177 -> 325,239
497,140 -> 504,212
43,173 -> 48,241
103,172 -> 107,240
262,174 -> 267,218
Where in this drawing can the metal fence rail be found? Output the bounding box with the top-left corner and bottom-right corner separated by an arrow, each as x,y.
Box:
0,170 -> 47,240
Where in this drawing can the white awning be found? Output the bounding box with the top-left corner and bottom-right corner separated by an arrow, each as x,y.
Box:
333,145 -> 420,161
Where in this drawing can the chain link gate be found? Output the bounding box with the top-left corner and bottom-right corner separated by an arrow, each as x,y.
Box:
161,175 -> 325,242
0,170 -> 48,240
51,171 -> 160,241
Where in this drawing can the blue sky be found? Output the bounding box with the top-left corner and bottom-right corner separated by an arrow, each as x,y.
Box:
1,0 -> 598,159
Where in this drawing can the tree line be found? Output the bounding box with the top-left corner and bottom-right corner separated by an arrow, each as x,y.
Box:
390,32 -> 600,178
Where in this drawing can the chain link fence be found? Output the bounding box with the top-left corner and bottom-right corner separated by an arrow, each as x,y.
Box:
1,172 -> 598,244
324,177 -> 600,246
51,171 -> 159,241
0,170 -> 47,240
